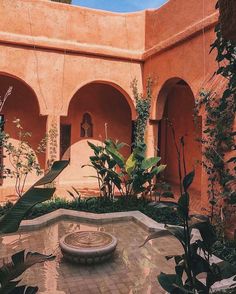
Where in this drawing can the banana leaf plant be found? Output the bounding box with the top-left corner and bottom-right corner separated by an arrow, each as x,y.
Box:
85,140 -> 166,198
82,140 -> 126,198
0,160 -> 69,293
141,171 -> 236,293
0,250 -> 55,294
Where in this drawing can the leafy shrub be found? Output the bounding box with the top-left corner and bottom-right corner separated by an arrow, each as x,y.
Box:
85,140 -> 166,198
0,196 -> 181,225
0,160 -> 69,293
0,119 -> 47,197
142,170 -> 236,293
212,240 -> 236,267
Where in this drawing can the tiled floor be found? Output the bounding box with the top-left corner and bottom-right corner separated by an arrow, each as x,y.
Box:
0,220 -> 182,294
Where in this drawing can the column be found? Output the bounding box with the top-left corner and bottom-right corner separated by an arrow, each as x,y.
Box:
145,119 -> 159,158
45,114 -> 60,169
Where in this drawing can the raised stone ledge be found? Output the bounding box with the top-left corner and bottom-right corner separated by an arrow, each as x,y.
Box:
19,209 -> 165,232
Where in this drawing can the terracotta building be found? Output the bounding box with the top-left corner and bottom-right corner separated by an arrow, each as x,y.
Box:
0,0 -> 219,207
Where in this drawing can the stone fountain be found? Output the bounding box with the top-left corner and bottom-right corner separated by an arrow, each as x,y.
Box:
59,231 -> 117,264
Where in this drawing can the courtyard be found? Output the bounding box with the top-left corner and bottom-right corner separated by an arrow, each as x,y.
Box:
0,0 -> 235,293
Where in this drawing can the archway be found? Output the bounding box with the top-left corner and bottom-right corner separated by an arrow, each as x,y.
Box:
0,73 -> 47,187
157,78 -> 202,198
60,82 -> 133,187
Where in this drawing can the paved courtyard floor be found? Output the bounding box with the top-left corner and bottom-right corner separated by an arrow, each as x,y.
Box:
0,220 -> 182,294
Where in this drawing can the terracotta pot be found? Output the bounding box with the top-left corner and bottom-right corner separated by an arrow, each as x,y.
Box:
219,0 -> 236,41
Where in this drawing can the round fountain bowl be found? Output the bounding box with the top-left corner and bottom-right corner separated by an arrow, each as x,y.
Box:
59,231 -> 118,264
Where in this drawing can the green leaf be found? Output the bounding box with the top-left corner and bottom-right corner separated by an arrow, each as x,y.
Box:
153,164 -> 166,175
227,157 -> 236,163
191,253 -> 210,276
189,214 -> 209,225
139,230 -> 171,247
194,279 -> 208,293
71,186 -> 81,197
0,160 -> 69,233
10,286 -> 39,294
151,201 -> 178,209
214,260 -> 236,280
34,160 -> 69,186
0,188 -> 55,233
141,157 -> 161,170
178,193 -> 189,218
87,141 -> 102,155
0,281 -> 21,294
158,272 -> 183,293
106,146 -> 125,168
165,225 -> 186,247
116,142 -> 128,150
183,171 -> 195,192
190,221 -> 217,250
175,263 -> 185,278
161,191 -> 174,198
0,250 -> 55,293
125,153 -> 136,175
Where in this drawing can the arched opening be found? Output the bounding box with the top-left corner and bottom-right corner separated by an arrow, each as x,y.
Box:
60,82 -> 133,187
0,74 -> 47,186
157,78 -> 202,201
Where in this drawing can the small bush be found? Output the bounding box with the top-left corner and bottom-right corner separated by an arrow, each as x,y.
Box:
212,240 -> 236,267
0,196 -> 182,225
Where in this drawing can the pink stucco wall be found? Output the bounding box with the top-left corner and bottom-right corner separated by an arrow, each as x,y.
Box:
0,0 -> 220,206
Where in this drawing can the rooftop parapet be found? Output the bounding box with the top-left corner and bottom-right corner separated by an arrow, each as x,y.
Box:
0,0 -> 145,60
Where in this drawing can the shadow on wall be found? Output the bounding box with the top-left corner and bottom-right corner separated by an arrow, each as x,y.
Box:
158,78 -> 202,193
0,74 -> 47,187
59,139 -> 102,187
59,82 -> 133,187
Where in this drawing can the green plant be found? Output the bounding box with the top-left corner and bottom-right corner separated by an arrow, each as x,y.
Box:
150,180 -> 174,202
0,194 -> 182,225
0,251 -> 55,294
195,1 -> 236,231
212,240 -> 236,267
106,141 -> 166,197
0,160 -> 69,233
83,140 -> 126,198
85,139 -> 166,197
141,123 -> 236,293
141,171 -> 236,293
67,186 -> 81,201
47,117 -> 59,170
0,119 -> 47,197
0,160 -> 69,293
131,78 -> 152,147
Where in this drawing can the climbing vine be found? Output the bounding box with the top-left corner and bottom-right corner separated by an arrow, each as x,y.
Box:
47,117 -> 59,171
195,1 -> 236,224
131,78 -> 152,147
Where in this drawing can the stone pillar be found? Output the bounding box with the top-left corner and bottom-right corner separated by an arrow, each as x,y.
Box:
45,114 -> 60,169
145,119 -> 159,158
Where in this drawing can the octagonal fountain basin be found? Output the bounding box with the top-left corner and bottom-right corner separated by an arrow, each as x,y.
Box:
59,231 -> 117,264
